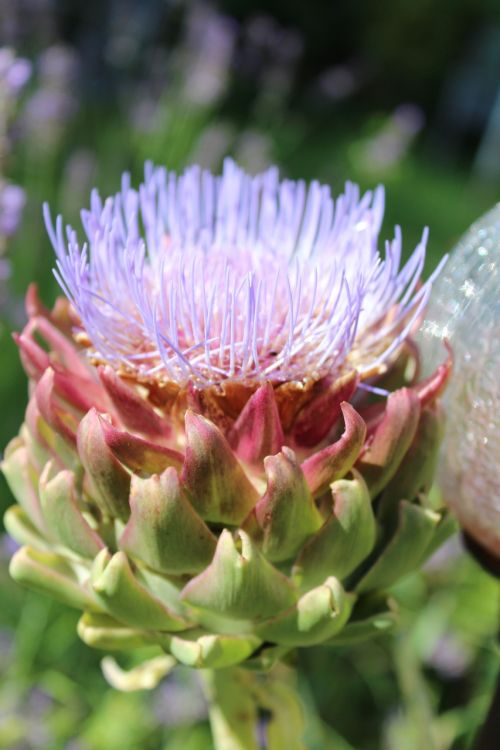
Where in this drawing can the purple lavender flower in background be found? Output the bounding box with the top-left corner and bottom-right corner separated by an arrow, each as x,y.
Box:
179,4 -> 237,107
37,44 -> 78,88
233,129 -> 273,174
0,182 -> 25,237
21,44 -> 78,148
153,670 -> 207,727
315,64 -> 361,103
190,123 -> 235,170
0,46 -> 31,160
353,105 -> 425,174
0,47 -> 31,100
243,15 -> 303,117
126,4 -> 236,142
0,47 -> 30,315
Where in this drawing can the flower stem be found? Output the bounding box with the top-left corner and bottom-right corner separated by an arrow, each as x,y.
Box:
201,668 -> 260,750
201,666 -> 307,750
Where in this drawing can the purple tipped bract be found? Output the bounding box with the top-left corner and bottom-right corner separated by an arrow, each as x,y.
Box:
44,159 -> 445,386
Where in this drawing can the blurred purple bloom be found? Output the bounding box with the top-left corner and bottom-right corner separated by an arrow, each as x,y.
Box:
393,104 -> 425,136
0,257 -> 10,281
153,671 -> 207,727
423,534 -> 464,574
190,123 -> 235,170
234,129 -> 273,173
179,4 -> 237,106
60,149 -> 97,214
0,533 -> 20,558
0,49 -> 28,318
128,96 -> 158,134
26,687 -> 54,718
0,183 -> 25,236
245,15 -> 302,66
45,158 -> 444,386
356,105 -> 425,173
21,45 -> 79,147
425,632 -> 471,679
0,47 -> 31,97
317,65 -> 359,102
37,44 -> 78,88
64,742 -> 91,750
22,89 -> 77,142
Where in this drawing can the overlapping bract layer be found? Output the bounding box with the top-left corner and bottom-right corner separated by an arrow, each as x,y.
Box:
3,289 -> 452,671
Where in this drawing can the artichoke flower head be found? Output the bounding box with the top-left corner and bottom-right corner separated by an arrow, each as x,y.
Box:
3,159 -> 452,677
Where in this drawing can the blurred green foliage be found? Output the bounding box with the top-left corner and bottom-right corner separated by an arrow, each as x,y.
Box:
1,532 -> 498,749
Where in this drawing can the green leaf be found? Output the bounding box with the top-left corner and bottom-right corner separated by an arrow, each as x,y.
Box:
91,550 -> 191,631
244,644 -> 292,671
181,530 -> 296,621
256,577 -> 354,646
4,505 -> 49,550
77,612 -> 165,650
10,545 -> 98,610
101,654 -> 176,691
378,405 -> 444,520
39,462 -> 105,558
326,595 -> 399,645
1,439 -> 47,532
356,501 -> 441,593
168,630 -> 262,668
77,408 -> 131,521
356,388 -> 420,498
261,677 -> 306,750
243,447 -> 323,563
293,471 -> 376,590
301,401 -> 366,497
181,411 -> 258,524
119,467 -> 217,575
201,668 -> 261,749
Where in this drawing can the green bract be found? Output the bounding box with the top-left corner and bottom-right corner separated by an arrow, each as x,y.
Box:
3,289 -> 453,678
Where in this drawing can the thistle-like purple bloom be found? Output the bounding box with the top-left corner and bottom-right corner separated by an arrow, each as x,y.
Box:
6,158 -> 454,729
45,159 -> 445,386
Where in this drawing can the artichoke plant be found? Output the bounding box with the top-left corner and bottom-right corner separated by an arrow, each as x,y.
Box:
3,160 -> 452,749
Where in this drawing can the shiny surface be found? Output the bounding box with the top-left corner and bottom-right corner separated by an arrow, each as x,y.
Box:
419,204 -> 500,556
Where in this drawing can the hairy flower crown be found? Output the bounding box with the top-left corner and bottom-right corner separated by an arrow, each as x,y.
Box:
45,158 -> 445,388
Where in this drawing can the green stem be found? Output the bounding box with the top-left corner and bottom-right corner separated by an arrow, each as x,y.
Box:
393,635 -> 437,750
201,668 -> 261,750
201,666 -> 307,750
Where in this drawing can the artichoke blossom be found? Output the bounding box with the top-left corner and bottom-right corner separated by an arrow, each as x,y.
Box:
3,160 -> 452,742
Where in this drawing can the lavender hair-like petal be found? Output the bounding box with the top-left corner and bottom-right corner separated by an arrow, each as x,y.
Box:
45,159 -> 443,386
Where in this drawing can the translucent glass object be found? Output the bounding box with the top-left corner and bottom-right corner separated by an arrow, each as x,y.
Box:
419,204 -> 500,558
